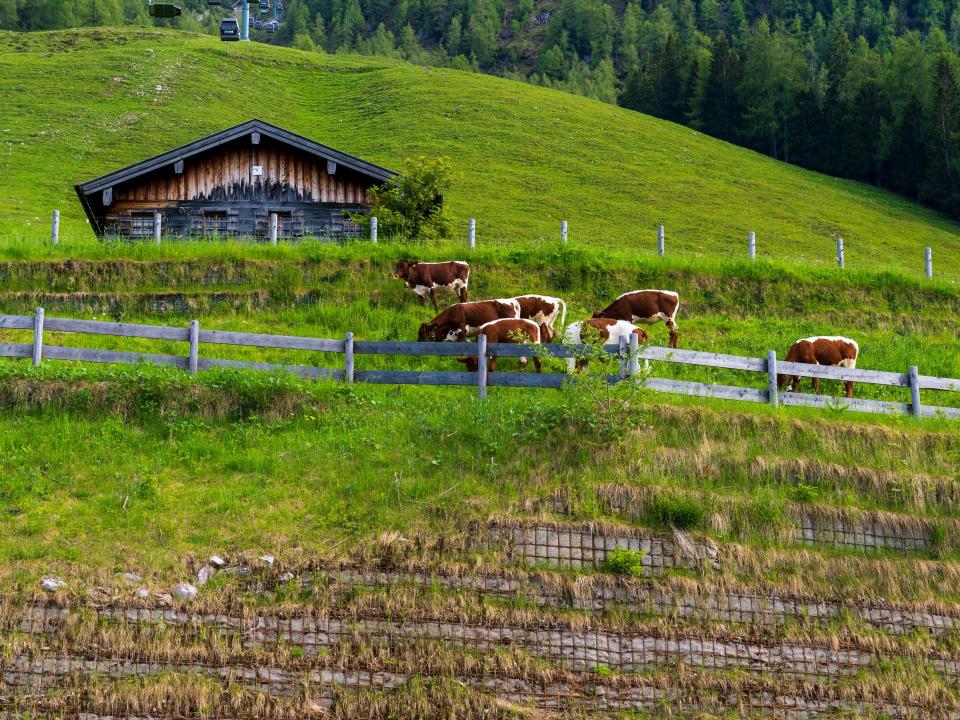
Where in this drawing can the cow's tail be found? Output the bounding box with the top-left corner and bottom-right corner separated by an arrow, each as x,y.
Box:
557,298 -> 567,330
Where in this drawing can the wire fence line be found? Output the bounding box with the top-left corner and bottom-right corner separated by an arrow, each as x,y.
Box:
1,308 -> 959,420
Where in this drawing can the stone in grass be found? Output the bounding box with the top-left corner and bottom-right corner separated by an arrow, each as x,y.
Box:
40,577 -> 66,593
119,572 -> 143,586
259,555 -> 275,567
209,555 -> 226,569
197,565 -> 215,586
174,583 -> 198,601
135,587 -> 150,600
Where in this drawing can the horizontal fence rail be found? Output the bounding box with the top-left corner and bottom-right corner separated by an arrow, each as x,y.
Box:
1,309 -> 959,420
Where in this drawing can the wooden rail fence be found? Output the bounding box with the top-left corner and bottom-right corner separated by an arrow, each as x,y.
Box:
1,308 -> 959,420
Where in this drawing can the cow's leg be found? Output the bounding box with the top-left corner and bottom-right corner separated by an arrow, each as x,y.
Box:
417,294 -> 425,305
459,285 -> 468,303
533,356 -> 542,373
519,356 -> 528,371
813,376 -> 821,395
846,381 -> 854,398
429,288 -> 439,311
489,356 -> 497,373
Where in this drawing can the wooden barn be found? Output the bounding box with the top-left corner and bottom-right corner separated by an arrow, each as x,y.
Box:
75,120 -> 395,240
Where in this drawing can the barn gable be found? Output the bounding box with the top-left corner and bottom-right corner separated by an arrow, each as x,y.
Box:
75,120 -> 395,240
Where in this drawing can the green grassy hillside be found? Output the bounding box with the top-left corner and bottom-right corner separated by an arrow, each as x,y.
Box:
2,28 -> 960,281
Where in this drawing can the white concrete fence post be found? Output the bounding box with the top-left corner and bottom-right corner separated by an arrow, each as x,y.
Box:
153,212 -> 162,245
561,220 -> 568,245
628,332 -> 640,378
468,218 -> 476,250
749,231 -> 756,261
270,213 -> 278,246
657,225 -> 665,257
370,216 -> 378,244
836,237 -> 844,269
925,247 -> 933,279
32,307 -> 44,367
51,210 -> 60,246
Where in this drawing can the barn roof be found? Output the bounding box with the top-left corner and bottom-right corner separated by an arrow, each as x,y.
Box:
75,118 -> 395,196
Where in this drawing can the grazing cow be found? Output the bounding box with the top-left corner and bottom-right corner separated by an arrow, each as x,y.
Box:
593,290 -> 680,348
456,318 -> 546,373
394,259 -> 469,310
778,336 -> 860,398
511,295 -> 566,339
563,318 -> 649,372
418,299 -> 521,342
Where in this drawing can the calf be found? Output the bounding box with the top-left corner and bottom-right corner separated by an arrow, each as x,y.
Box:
456,318 -> 545,373
394,259 -> 469,310
563,319 -> 649,372
778,336 -> 860,398
593,290 -> 680,348
511,294 -> 566,339
418,299 -> 521,342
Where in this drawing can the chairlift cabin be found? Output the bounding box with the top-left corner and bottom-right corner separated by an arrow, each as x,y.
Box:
74,120 -> 396,242
258,0 -> 269,7
148,2 -> 182,17
265,20 -> 278,31
219,17 -> 240,40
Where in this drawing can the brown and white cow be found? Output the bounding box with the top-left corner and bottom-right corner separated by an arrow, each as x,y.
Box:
593,290 -> 680,348
455,318 -> 546,373
563,318 -> 649,372
394,259 -> 470,310
778,336 -> 860,398
510,295 -> 566,341
418,299 -> 521,342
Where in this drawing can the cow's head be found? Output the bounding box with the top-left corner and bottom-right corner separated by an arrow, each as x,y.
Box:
633,328 -> 649,344
539,323 -> 554,344
591,310 -> 605,319
417,322 -> 434,342
455,356 -> 480,371
394,259 -> 417,280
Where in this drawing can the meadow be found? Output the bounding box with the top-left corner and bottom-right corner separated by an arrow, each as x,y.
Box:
3,28 -> 960,283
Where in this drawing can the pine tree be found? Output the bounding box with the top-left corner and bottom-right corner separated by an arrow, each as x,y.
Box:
699,32 -> 741,140
922,54 -> 960,213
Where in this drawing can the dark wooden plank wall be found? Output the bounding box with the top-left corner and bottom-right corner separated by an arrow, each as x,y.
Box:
101,137 -> 377,238
112,138 -> 372,206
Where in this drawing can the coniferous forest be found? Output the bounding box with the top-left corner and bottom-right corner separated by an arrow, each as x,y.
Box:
4,0 -> 960,216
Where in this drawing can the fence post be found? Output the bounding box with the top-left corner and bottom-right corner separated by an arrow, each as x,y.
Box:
477,334 -> 487,399
766,350 -> 779,408
628,332 -> 640,378
561,220 -> 568,245
925,247 -> 933,279
32,307 -> 44,367
51,210 -> 59,246
468,218 -> 476,250
344,332 -> 354,384
909,365 -> 921,419
188,320 -> 199,375
618,335 -> 628,380
836,237 -> 844,269
657,225 -> 665,257
270,213 -> 278,246
370,216 -> 378,244
153,212 -> 162,245
748,231 -> 756,261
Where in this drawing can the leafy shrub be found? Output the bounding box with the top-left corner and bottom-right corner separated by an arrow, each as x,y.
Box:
792,482 -> 819,503
367,156 -> 454,241
601,548 -> 645,576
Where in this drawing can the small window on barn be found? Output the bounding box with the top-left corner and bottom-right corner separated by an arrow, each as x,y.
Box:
201,211 -> 229,237
129,212 -> 156,239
